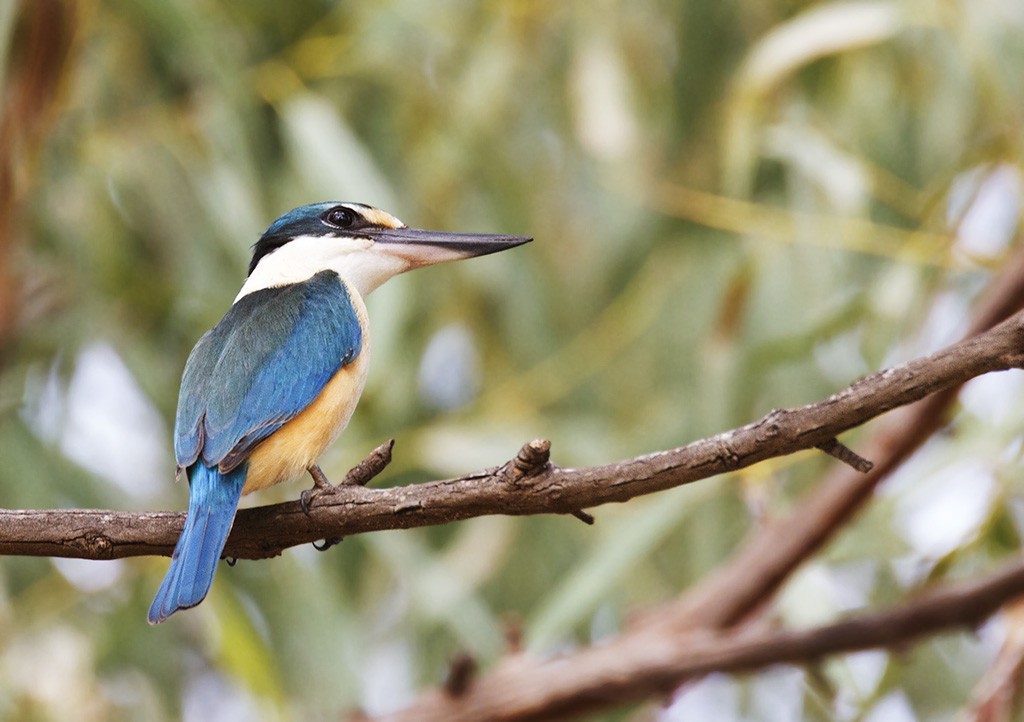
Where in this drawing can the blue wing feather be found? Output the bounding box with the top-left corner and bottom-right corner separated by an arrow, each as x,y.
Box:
174,270 -> 362,471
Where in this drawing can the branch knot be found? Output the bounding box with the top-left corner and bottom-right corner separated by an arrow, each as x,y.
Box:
510,439 -> 552,481
74,532 -> 113,559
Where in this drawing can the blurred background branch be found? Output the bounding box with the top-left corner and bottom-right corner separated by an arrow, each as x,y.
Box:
0,0 -> 76,363
379,552 -> 1024,722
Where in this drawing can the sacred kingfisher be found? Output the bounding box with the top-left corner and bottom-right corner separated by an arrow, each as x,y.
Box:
148,202 -> 530,623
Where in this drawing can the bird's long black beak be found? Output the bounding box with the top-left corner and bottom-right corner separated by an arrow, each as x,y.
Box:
370,227 -> 532,265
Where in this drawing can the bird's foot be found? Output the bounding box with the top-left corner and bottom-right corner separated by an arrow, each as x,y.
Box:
298,441 -> 396,516
301,466 -> 345,550
300,464 -> 337,515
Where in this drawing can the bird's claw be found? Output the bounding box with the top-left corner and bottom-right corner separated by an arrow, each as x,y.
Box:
299,488 -> 315,515
313,537 -> 343,552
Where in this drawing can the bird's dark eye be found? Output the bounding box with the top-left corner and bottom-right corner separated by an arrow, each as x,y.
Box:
323,207 -> 355,228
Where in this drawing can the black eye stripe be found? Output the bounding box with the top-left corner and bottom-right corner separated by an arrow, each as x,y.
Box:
249,204 -> 379,277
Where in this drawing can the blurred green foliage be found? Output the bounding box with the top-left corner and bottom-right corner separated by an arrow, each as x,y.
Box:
1,0 -> 1023,720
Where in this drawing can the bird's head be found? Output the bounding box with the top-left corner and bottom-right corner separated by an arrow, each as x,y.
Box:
238,202 -> 530,300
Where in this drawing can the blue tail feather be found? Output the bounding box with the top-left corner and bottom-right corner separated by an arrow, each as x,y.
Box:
148,463 -> 246,624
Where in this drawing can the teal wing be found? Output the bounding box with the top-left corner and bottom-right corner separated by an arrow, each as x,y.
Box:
174,270 -> 362,472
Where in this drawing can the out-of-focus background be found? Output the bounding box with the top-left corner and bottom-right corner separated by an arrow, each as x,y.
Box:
1,1 -> 1023,719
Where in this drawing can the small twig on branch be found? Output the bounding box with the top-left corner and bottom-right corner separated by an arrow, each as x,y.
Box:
814,438 -> 873,473
444,652 -> 478,697
569,510 -> 595,525
342,438 -> 395,487
376,555 -> 1024,721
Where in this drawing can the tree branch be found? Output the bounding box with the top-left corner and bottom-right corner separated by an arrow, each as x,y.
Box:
375,554 -> 1024,721
2,308 -> 1024,561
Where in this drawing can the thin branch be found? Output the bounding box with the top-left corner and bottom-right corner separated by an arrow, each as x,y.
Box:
375,555 -> 1024,721
2,308 -> 1024,561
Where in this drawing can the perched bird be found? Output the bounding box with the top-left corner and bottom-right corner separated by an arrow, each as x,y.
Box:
148,202 -> 530,623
